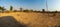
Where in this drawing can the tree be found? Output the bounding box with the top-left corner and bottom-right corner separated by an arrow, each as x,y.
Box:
55,10 -> 57,13
14,10 -> 17,12
0,6 -> 6,12
2,7 -> 6,11
42,9 -> 45,12
10,6 -> 13,11
20,7 -> 23,12
23,9 -> 29,12
34,10 -> 37,12
29,9 -> 33,12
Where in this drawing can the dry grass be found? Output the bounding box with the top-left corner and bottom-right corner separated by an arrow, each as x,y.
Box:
0,12 -> 60,27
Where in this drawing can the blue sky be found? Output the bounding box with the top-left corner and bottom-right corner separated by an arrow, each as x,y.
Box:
0,0 -> 60,11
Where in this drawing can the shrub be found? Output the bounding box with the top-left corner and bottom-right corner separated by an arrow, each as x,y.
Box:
29,9 -> 33,12
14,10 -> 17,12
23,9 -> 29,12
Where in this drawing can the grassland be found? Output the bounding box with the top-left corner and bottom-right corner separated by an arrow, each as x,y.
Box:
0,12 -> 60,27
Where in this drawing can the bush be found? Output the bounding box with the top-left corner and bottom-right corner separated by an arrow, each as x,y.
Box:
13,10 -> 17,12
23,9 -> 29,12
29,9 -> 33,12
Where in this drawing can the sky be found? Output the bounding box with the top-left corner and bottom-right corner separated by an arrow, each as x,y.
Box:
0,0 -> 60,11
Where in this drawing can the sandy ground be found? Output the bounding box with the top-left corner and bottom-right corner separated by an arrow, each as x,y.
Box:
0,12 -> 60,27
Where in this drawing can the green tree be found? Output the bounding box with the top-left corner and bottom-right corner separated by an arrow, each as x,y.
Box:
42,9 -> 45,12
2,7 -> 6,11
0,6 -> 6,12
10,6 -> 13,11
23,9 -> 29,12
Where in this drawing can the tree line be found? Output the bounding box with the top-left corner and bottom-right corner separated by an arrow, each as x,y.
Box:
0,6 -> 58,13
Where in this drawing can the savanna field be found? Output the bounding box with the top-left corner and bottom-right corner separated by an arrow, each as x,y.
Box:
0,0 -> 60,27
0,12 -> 60,27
